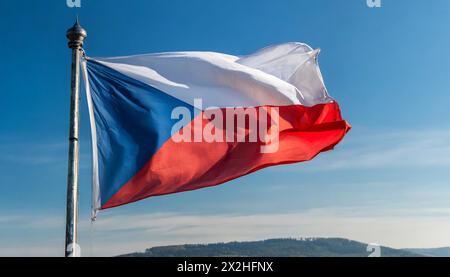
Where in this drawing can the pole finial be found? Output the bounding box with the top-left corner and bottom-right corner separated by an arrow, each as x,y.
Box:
67,18 -> 87,49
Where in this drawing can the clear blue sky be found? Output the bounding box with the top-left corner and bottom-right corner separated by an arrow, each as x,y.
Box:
0,0 -> 449,256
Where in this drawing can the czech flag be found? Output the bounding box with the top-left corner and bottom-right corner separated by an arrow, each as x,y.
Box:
82,42 -> 350,216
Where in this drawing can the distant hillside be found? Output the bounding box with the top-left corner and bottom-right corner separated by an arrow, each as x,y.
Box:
120,238 -> 422,257
404,247 -> 450,257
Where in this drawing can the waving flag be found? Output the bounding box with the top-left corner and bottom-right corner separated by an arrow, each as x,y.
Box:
82,42 -> 350,215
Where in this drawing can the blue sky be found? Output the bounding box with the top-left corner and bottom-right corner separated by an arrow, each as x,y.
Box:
0,0 -> 450,256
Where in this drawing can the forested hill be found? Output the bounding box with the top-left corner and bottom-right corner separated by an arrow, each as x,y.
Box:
119,238 -> 423,257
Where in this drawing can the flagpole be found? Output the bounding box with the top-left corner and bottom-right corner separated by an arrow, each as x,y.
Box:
65,18 -> 87,257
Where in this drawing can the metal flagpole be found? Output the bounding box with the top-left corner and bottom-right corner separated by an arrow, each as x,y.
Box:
65,18 -> 87,257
